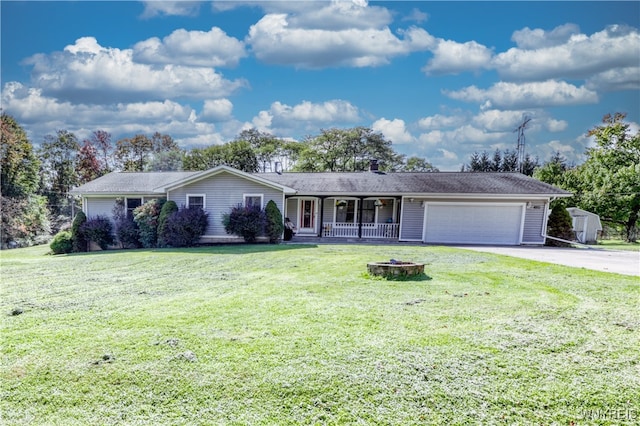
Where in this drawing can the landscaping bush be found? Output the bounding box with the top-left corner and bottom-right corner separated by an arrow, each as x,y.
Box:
163,207 -> 209,247
546,205 -> 575,247
133,199 -> 165,248
112,199 -> 140,248
222,204 -> 266,243
70,211 -> 87,252
81,216 -> 115,250
49,231 -> 73,254
157,200 -> 178,247
264,200 -> 284,243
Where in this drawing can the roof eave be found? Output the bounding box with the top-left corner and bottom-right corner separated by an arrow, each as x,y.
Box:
159,165 -> 296,194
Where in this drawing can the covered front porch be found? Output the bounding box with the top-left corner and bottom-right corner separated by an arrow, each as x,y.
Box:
285,196 -> 401,240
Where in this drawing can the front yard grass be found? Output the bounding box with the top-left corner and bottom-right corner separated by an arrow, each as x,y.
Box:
1,244 -> 639,425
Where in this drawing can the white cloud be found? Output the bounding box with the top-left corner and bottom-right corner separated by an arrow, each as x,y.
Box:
23,37 -> 247,104
246,13 -> 433,68
546,118 -> 568,132
140,1 -> 201,18
586,66 -> 640,91
248,99 -> 360,135
445,80 -> 599,109
417,114 -> 467,130
511,23 -> 580,49
493,25 -> 640,81
1,81 -> 236,148
287,0 -> 393,31
472,110 -> 533,132
201,99 -> 234,122
423,39 -> 493,75
371,118 -> 414,144
133,27 -> 247,68
271,99 -> 359,124
402,8 -> 428,23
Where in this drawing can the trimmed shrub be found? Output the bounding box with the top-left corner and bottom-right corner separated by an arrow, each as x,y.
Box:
81,216 -> 115,250
157,200 -> 178,247
116,215 -> 140,249
222,204 -> 266,243
133,199 -> 165,248
264,200 -> 284,243
112,198 -> 140,248
71,211 -> 87,252
50,231 -> 73,254
546,205 -> 575,247
163,207 -> 209,247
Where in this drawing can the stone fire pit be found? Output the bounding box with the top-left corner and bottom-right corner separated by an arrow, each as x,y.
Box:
367,260 -> 425,278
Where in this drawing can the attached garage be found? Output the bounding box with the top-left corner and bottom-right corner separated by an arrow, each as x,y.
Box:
423,202 -> 525,245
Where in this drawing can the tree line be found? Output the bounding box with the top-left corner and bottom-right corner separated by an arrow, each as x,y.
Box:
2,112 -> 637,246
0,116 -> 438,248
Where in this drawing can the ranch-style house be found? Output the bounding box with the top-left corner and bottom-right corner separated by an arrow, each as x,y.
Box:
71,164 -> 571,246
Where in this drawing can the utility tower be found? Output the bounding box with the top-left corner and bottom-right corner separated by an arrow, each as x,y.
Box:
514,116 -> 531,173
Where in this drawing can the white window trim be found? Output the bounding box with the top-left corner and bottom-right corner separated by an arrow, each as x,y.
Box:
186,194 -> 206,209
243,193 -> 264,209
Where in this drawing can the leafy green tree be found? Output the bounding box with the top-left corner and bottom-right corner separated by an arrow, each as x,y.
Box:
295,127 -> 402,172
567,113 -> 640,242
115,134 -> 154,172
1,195 -> 51,248
1,114 -> 40,197
184,141 -> 258,172
401,156 -> 439,172
39,129 -> 80,216
235,128 -> 284,172
534,151 -> 568,188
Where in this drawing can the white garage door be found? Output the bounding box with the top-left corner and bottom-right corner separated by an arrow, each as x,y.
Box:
424,203 -> 524,245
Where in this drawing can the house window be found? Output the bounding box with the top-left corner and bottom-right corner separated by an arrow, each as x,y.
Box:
126,198 -> 142,218
362,200 -> 376,224
336,199 -> 357,223
187,194 -> 205,210
244,194 -> 263,209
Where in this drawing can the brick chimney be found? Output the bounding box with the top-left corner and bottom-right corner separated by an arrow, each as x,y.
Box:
369,159 -> 379,172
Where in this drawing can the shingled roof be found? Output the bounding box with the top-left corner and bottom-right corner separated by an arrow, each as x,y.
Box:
71,171 -> 199,195
260,172 -> 571,196
72,169 -> 570,197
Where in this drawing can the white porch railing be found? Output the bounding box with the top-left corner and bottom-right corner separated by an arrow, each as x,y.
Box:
322,222 -> 399,239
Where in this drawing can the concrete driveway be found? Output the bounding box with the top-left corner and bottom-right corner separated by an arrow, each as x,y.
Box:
455,246 -> 640,276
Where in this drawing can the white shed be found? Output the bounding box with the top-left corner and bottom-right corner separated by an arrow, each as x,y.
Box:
566,207 -> 602,244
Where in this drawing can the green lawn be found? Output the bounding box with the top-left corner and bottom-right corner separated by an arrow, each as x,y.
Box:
596,239 -> 640,252
1,244 -> 639,425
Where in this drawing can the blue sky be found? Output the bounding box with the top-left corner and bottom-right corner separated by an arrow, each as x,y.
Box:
2,1 -> 639,170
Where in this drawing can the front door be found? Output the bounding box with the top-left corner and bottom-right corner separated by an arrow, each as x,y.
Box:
299,199 -> 316,234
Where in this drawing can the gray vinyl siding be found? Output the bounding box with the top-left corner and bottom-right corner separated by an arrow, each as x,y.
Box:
323,198 -> 334,223
168,171 -> 285,237
85,197 -> 119,220
286,198 -> 298,223
522,201 -> 546,244
399,199 -> 424,241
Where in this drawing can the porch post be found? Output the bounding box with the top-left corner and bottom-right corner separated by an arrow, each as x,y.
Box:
358,197 -> 364,238
318,197 -> 325,237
